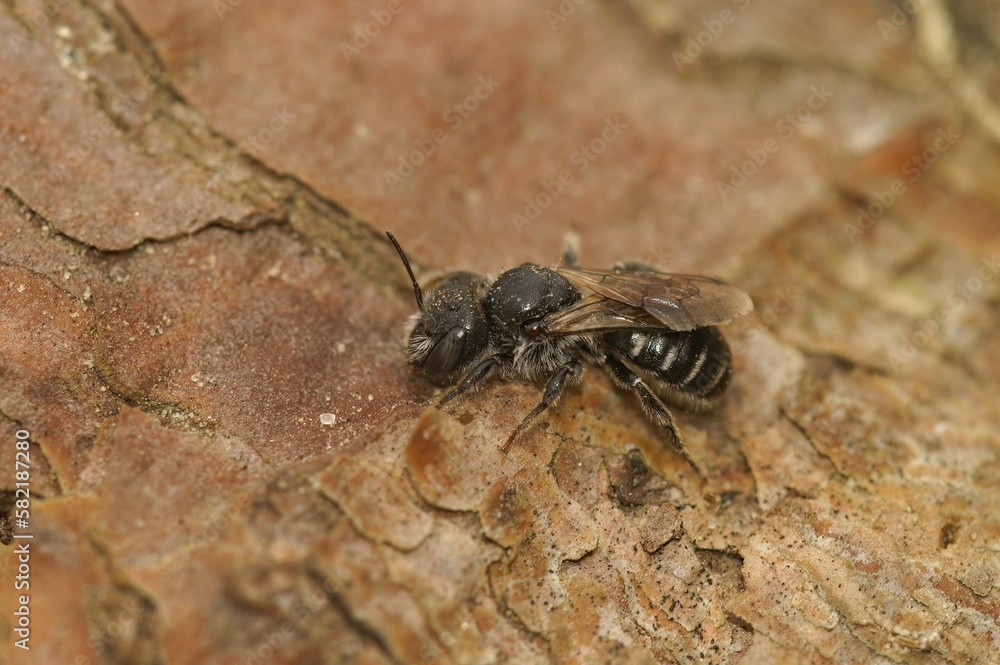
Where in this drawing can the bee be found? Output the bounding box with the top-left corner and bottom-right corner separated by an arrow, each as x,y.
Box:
386,231 -> 752,465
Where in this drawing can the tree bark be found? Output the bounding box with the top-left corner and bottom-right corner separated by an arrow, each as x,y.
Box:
1,1 -> 999,663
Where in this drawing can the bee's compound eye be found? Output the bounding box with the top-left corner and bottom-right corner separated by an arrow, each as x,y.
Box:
425,326 -> 467,375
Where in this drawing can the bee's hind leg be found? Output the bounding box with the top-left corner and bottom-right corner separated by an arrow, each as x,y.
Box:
601,353 -> 704,478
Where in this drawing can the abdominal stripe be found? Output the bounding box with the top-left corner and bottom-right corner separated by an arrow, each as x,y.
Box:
658,344 -> 680,372
680,347 -> 708,386
608,327 -> 730,401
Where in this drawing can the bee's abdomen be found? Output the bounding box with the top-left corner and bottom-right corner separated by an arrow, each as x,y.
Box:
605,327 -> 732,402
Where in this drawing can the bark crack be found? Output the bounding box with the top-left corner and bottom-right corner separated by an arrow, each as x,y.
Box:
779,406 -> 850,481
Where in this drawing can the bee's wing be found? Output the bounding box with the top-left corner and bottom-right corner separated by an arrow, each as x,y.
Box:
543,267 -> 753,334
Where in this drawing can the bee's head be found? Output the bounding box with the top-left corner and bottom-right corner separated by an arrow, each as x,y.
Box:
386,232 -> 490,384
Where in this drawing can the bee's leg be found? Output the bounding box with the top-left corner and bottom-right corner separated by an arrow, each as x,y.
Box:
601,353 -> 702,475
561,231 -> 581,268
613,261 -> 657,272
438,355 -> 501,407
502,360 -> 582,452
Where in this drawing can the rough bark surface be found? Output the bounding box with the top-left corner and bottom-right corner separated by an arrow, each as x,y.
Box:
1,1 -> 999,664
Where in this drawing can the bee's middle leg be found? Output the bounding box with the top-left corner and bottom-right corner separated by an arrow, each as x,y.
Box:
502,359 -> 583,451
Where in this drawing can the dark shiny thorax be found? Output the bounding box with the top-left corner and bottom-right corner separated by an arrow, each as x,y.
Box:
483,264 -> 581,338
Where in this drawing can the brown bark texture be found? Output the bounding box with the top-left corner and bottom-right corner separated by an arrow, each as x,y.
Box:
1,1 -> 999,663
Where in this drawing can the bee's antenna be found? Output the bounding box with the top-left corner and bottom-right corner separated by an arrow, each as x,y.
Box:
385,231 -> 424,311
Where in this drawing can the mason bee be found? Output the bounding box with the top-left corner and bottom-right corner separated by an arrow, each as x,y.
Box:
386,231 -> 752,464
